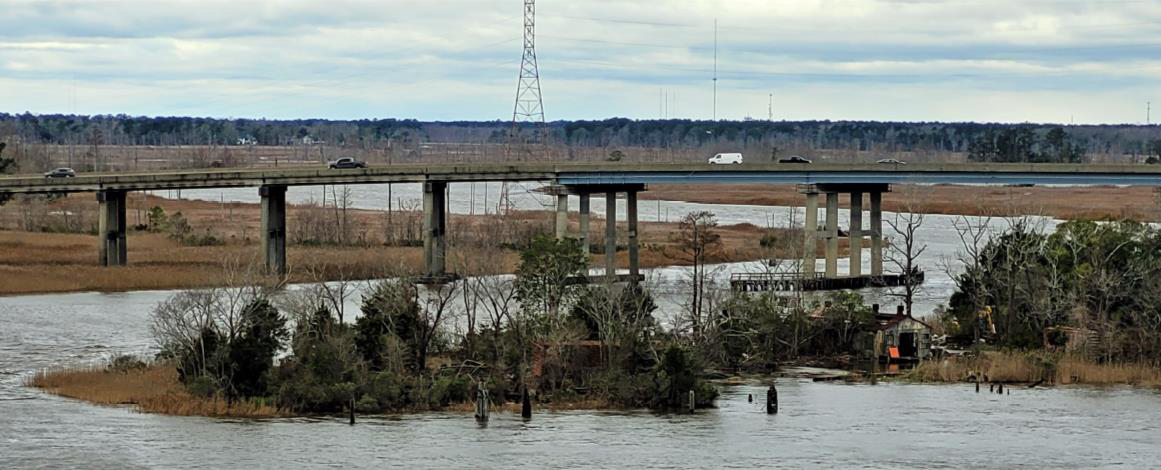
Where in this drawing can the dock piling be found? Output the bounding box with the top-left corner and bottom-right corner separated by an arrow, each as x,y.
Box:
766,384 -> 778,414
521,388 -> 532,420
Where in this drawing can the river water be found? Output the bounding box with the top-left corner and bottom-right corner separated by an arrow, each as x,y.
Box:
4,188 -> 1159,468
2,289 -> 1160,468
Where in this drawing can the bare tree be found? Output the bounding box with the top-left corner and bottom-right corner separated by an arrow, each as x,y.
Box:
302,259 -> 360,324
673,211 -> 723,338
885,197 -> 927,317
415,280 -> 460,370
943,209 -> 996,344
149,289 -> 219,377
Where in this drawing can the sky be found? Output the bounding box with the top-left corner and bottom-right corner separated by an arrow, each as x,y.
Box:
0,0 -> 1158,124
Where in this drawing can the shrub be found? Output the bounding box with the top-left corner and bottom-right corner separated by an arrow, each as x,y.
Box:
107,355 -> 147,373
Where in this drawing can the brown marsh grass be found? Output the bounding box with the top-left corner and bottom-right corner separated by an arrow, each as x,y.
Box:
28,364 -> 285,418
907,351 -> 1161,387
0,193 -> 787,295
642,184 -> 1160,221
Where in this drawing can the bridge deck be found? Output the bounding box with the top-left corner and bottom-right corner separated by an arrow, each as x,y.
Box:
3,163 -> 1161,194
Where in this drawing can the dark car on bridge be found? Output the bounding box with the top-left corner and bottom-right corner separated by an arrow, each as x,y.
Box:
328,157 -> 366,169
778,156 -> 812,164
44,167 -> 77,178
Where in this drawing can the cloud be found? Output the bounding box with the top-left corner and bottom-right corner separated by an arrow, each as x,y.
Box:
0,0 -> 1158,123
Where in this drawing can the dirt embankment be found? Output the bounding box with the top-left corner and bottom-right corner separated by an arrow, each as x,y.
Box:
0,193 -> 803,295
642,184 -> 1161,221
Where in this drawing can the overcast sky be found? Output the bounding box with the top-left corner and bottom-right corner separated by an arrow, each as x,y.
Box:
1,0 -> 1158,124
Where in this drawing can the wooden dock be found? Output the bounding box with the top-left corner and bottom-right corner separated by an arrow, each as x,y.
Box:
729,271 -> 924,292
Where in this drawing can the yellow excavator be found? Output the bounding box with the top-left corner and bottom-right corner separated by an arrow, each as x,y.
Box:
978,306 -> 997,338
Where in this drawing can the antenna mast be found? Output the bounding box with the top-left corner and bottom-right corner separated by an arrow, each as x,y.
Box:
713,18 -> 718,121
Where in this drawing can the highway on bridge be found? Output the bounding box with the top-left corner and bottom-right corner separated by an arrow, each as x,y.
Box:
3,163 -> 1161,194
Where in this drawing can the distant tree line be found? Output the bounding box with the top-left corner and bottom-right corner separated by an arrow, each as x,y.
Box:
3,113 -> 1161,160
967,127 -> 1087,163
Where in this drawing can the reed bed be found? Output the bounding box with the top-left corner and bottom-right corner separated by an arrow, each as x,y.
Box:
907,351 -> 1161,387
642,184 -> 1159,221
28,364 -> 285,418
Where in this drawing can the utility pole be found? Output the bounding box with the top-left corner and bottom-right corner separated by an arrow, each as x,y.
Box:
1148,101 -> 1152,125
768,93 -> 773,121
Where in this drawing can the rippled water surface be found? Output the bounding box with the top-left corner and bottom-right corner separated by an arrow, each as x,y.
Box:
3,290 -> 1161,469
1,192 -> 1156,468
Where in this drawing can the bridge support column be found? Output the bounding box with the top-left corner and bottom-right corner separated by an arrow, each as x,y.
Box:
825,192 -> 839,278
97,189 -> 127,266
803,191 -> 818,276
850,192 -> 863,277
554,194 -> 569,239
605,191 -> 617,279
424,180 -> 448,278
627,190 -> 639,279
260,185 -> 287,275
578,193 -> 591,261
871,191 -> 883,276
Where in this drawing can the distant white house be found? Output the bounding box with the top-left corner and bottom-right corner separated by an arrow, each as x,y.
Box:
302,136 -> 325,145
236,137 -> 257,145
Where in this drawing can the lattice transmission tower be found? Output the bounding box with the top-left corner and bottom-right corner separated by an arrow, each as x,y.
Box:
501,0 -> 548,213
511,0 -> 547,146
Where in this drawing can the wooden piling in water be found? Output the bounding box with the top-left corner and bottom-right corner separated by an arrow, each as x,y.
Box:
688,390 -> 696,413
475,384 -> 489,422
748,393 -> 753,403
766,385 -> 778,414
349,397 -> 355,425
521,388 -> 532,420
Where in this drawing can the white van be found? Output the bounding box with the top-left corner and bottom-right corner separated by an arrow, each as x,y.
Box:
708,153 -> 744,164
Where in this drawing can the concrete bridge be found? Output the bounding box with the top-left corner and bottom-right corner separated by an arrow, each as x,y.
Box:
2,162 -> 1158,282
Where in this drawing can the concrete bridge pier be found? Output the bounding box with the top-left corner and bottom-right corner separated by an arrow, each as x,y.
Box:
605,190 -> 617,279
543,183 -> 644,282
627,190 -> 639,278
803,191 -> 818,276
578,193 -> 591,259
97,189 -> 127,266
260,185 -> 287,274
850,192 -> 863,277
423,180 -> 449,279
870,192 -> 883,276
554,194 -> 569,239
800,184 -> 889,279
825,192 -> 839,278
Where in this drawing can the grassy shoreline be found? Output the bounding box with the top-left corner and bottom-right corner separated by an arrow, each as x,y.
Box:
904,351 -> 1161,387
31,352 -> 1161,420
28,364 -> 285,418
28,363 -> 629,418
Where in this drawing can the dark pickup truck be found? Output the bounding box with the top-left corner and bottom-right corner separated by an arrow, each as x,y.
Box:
327,157 -> 367,169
